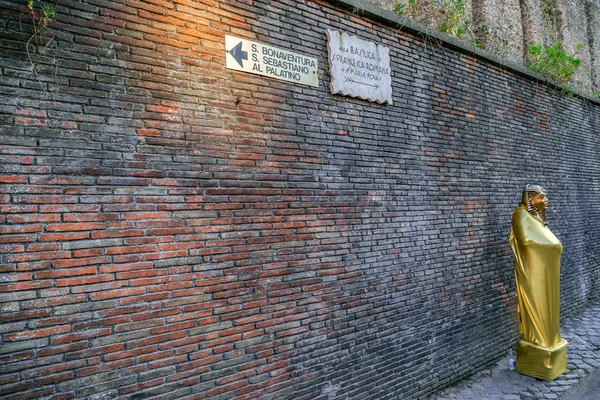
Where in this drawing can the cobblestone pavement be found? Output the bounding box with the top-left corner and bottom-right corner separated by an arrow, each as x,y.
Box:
428,300 -> 600,400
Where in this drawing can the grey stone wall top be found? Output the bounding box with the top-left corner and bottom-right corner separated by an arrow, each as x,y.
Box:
328,0 -> 600,105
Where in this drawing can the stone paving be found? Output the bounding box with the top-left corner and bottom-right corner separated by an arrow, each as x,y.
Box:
428,300 -> 600,400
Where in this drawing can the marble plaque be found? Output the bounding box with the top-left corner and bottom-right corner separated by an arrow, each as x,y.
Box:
326,30 -> 392,104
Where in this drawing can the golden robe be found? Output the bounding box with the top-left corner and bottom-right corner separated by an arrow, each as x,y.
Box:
509,204 -> 567,380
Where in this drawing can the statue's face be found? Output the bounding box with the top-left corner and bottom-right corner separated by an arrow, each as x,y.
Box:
531,192 -> 548,212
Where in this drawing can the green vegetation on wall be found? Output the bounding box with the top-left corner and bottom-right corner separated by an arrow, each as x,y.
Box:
25,0 -> 55,49
528,42 -> 582,84
382,0 -> 595,97
393,0 -> 474,41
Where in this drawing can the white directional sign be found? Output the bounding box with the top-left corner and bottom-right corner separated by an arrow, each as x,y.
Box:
326,30 -> 393,104
225,35 -> 318,87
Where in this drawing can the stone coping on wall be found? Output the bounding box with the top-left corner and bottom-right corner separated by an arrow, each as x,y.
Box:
328,0 -> 600,106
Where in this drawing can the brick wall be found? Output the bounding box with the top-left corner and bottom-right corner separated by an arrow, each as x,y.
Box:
1,1 -> 599,399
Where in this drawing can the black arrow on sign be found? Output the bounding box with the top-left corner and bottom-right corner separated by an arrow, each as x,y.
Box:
344,76 -> 379,89
229,42 -> 248,68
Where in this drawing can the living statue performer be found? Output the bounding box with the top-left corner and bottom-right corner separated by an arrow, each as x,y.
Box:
509,185 -> 567,381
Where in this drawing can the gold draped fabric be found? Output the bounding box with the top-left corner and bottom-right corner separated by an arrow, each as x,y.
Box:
509,201 -> 567,380
509,204 -> 562,347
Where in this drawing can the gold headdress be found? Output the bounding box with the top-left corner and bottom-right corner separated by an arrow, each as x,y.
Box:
521,184 -> 547,224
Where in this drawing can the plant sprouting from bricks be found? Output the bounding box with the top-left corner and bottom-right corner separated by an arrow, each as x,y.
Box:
24,0 -> 56,53
528,42 -> 582,84
21,0 -> 58,92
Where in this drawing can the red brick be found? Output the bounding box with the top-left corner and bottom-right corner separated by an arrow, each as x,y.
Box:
64,213 -> 119,222
0,224 -> 43,234
73,316 -> 129,331
46,223 -> 106,232
138,331 -> 186,347
55,275 -> 114,287
33,370 -> 74,386
5,325 -> 71,341
99,261 -> 153,273
0,234 -> 36,244
158,335 -> 204,351
77,359 -> 135,377
0,350 -> 35,364
1,310 -> 52,323
217,370 -> 255,386
116,269 -> 165,280
97,304 -> 148,318
15,117 -> 49,126
92,229 -> 145,239
37,342 -> 88,357
35,266 -> 96,279
0,380 -> 35,395
0,205 -> 37,213
27,243 -> 60,252
179,355 -> 222,372
104,345 -> 157,362
148,354 -> 187,369
52,256 -> 109,268
0,280 -> 52,291
207,380 -> 248,397
105,245 -> 156,255
39,232 -> 90,242
6,213 -> 61,223
141,249 -> 188,260
22,294 -> 87,309
42,204 -> 99,213
120,378 -> 165,394
147,281 -> 193,292
15,108 -> 47,117
120,292 -> 170,305
89,287 -> 146,300
51,329 -> 111,345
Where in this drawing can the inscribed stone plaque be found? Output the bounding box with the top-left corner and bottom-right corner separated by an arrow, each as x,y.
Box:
326,30 -> 392,104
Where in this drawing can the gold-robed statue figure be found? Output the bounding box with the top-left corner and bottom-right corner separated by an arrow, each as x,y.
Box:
509,185 -> 568,381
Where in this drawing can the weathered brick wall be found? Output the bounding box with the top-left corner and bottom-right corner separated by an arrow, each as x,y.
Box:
1,0 -> 599,399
